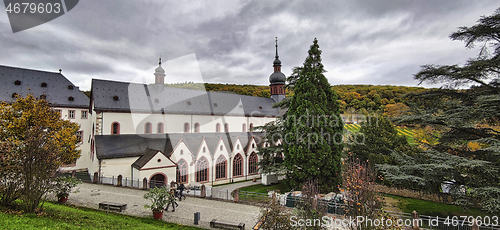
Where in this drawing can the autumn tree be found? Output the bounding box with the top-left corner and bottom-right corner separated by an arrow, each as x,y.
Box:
342,158 -> 383,230
282,38 -> 344,193
0,95 -> 80,212
378,8 -> 500,214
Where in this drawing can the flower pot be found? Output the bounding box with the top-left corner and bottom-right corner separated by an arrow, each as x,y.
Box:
58,196 -> 68,203
153,210 -> 163,220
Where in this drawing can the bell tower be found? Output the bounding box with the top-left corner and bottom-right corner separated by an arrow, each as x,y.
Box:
154,57 -> 166,85
269,37 -> 286,103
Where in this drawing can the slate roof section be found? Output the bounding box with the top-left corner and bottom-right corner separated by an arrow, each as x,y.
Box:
91,79 -> 279,117
95,132 -> 265,160
0,65 -> 89,108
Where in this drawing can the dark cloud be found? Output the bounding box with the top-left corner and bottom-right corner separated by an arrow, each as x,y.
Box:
0,0 -> 498,91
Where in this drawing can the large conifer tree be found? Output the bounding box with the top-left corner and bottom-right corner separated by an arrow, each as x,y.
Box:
282,38 -> 344,192
377,8 -> 500,214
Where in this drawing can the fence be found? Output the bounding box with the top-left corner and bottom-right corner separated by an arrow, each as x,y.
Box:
239,191 -> 269,203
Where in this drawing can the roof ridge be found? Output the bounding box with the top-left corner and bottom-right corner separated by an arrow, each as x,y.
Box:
0,64 -> 61,75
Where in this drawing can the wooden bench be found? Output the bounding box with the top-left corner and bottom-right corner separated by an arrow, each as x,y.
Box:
99,202 -> 127,212
210,219 -> 245,230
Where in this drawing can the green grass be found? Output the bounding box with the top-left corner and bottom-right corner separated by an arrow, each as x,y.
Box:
212,178 -> 255,187
0,201 -> 203,230
239,181 -> 290,194
383,194 -> 490,218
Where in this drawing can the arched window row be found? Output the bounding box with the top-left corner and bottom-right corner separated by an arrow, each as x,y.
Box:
145,122 -> 152,134
157,122 -> 164,134
215,155 -> 226,180
112,122 -> 120,135
177,159 -> 188,183
194,123 -> 200,133
196,157 -> 209,182
249,153 -> 258,174
233,154 -> 243,177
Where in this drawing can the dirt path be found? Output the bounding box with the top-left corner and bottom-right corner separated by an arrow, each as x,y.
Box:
383,196 -> 403,213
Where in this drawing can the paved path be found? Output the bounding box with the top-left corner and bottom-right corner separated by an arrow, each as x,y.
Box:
208,176 -> 287,201
65,183 -> 262,229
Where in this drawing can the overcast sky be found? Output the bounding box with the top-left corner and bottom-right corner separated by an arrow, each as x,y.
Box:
0,0 -> 498,91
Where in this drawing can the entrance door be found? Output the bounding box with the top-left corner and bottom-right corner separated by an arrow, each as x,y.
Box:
149,174 -> 166,188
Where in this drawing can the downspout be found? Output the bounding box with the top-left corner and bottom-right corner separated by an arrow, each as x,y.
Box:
211,158 -> 214,187
98,159 -> 102,182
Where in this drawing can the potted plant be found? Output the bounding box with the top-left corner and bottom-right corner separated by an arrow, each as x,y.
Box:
144,186 -> 169,220
52,176 -> 82,203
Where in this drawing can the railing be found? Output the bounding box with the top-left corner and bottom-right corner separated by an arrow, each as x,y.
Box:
239,191 -> 269,203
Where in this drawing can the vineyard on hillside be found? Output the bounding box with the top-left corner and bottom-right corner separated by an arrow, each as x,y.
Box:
344,123 -> 416,144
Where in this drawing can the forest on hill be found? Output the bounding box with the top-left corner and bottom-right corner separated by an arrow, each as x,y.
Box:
164,82 -> 431,114
83,82 -> 431,114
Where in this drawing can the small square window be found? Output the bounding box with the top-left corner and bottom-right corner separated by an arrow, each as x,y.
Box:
68,110 -> 75,119
81,111 -> 88,119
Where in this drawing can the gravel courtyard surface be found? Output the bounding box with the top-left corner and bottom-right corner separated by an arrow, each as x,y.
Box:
65,183 -> 262,229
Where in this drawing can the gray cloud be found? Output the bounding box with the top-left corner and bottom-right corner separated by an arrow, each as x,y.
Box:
0,0 -> 498,91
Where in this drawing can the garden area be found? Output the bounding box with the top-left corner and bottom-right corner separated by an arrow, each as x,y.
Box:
0,201 -> 203,230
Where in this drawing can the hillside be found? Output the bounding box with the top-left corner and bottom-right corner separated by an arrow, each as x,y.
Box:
165,82 -> 431,113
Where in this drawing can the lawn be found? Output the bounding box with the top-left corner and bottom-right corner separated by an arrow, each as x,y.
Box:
238,181 -> 290,194
383,194 -> 491,218
0,201 -> 203,230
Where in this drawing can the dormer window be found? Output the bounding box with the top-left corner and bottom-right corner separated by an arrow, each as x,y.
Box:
68,85 -> 74,90
113,96 -> 119,101
68,97 -> 74,101
40,95 -> 47,100
41,82 -> 47,87
11,93 -> 18,98
259,106 -> 263,109
14,80 -> 21,85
